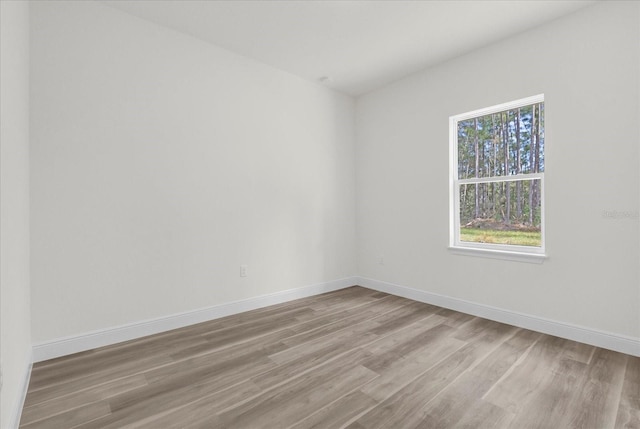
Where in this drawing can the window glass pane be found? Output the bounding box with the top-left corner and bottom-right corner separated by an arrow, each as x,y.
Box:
459,179 -> 542,247
457,103 -> 544,179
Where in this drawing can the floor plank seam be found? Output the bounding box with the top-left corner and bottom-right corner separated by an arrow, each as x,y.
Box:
481,334 -> 540,401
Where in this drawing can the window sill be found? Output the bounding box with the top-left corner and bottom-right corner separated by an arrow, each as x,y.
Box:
448,246 -> 546,264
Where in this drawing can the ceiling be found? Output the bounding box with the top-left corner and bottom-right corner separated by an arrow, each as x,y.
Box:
101,0 -> 595,96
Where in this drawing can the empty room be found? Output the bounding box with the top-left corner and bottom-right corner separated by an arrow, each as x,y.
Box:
1,0 -> 639,428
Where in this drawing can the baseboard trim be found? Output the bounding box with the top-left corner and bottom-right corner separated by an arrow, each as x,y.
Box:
356,276 -> 640,357
32,277 -> 356,362
32,275 -> 640,362
9,349 -> 33,429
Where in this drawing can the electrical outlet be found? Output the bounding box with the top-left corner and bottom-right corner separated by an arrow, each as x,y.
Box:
1,361 -> 3,391
240,265 -> 248,277
377,256 -> 384,265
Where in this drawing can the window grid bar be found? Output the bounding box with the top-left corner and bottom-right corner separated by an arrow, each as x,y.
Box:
456,173 -> 543,185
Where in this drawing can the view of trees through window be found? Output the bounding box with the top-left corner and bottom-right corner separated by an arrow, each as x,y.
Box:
456,101 -> 544,247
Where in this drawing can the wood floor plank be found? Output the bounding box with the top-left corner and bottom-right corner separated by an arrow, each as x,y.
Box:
361,316 -> 452,370
282,295 -> 409,347
199,307 -> 315,348
560,339 -> 597,364
20,286 -> 639,429
23,354 -> 174,408
615,355 -> 640,428
77,379 -> 263,429
258,303 -> 443,391
253,340 -> 375,391
73,351 -> 277,429
511,357 -> 588,429
482,334 -> 569,414
128,380 -> 263,429
20,375 -> 147,427
167,326 -> 294,363
124,352 -> 277,412
366,300 -> 441,336
359,327 -> 465,402
415,328 -> 538,428
437,307 -> 476,328
20,401 -> 111,429
352,326 -> 518,429
288,390 -> 378,429
306,286 -> 384,312
142,327 -> 292,386
453,316 -> 507,341
28,339 -> 185,392
429,400 -> 515,429
562,347 -> 628,429
266,319 -> 380,366
218,351 -> 378,428
29,329 -> 207,383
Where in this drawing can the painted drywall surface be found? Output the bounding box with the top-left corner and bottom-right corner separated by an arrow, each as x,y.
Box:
30,1 -> 356,343
1,0 -> 32,426
356,1 -> 640,338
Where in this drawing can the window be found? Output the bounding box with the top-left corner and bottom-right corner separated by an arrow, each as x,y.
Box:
449,95 -> 545,262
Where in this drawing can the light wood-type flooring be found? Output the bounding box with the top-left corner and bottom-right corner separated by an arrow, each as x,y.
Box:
20,286 -> 640,428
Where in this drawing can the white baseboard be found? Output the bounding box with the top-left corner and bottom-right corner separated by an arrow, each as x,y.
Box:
32,277 -> 356,362
32,275 -> 640,362
356,276 -> 640,357
9,350 -> 33,429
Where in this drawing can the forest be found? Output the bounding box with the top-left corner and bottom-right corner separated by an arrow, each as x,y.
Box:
456,102 -> 544,247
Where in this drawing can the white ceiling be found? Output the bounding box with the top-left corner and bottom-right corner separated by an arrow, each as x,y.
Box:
101,0 -> 595,96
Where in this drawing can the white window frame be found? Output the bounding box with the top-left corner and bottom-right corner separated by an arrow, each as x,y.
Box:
449,94 -> 546,263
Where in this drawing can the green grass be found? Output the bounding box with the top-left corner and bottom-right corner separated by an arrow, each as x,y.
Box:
460,228 -> 541,247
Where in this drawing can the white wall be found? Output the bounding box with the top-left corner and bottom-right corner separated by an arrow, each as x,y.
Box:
30,1 -> 356,344
356,1 -> 640,339
25,0 -> 640,358
1,1 -> 32,427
